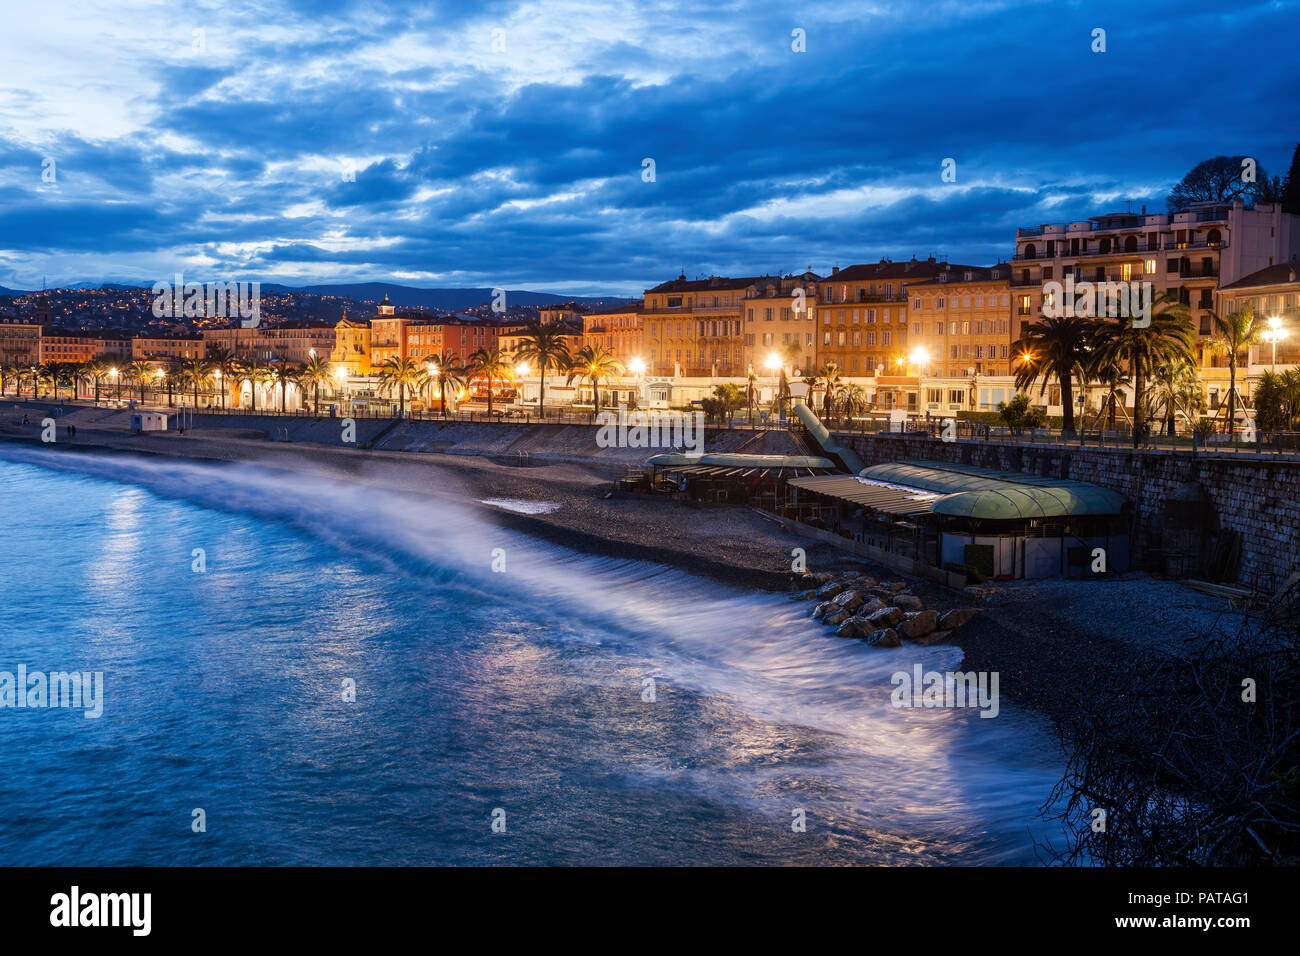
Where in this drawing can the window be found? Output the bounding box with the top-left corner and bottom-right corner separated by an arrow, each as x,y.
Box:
1144,259 -> 1157,275
913,298 -> 922,310
937,297 -> 945,309
1120,263 -> 1133,281
949,390 -> 963,405
934,322 -> 944,335
1018,296 -> 1031,316
866,332 -> 875,346
867,309 -> 876,323
883,332 -> 892,346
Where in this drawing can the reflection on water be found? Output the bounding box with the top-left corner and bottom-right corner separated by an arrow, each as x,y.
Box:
0,448 -> 1061,865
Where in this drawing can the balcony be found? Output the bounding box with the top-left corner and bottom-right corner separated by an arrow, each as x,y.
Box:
1012,238 -> 1225,262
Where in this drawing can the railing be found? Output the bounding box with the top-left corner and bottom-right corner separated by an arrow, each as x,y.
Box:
826,419 -> 1300,459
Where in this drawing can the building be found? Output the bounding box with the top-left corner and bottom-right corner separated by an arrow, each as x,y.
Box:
406,317 -> 501,365
815,257 -> 983,379
581,301 -> 643,366
40,330 -> 129,364
1011,200 -> 1300,403
201,324 -> 334,364
498,322 -> 584,362
132,334 -> 205,362
0,320 -> 42,365
741,274 -> 820,376
331,315 -> 372,376
1217,262 -> 1300,404
904,268 -> 1016,416
643,274 -> 759,377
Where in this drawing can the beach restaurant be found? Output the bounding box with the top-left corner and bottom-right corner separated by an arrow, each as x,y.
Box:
643,452 -> 838,506
785,460 -> 1130,580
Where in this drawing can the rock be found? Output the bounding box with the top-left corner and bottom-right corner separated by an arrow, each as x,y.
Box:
841,571 -> 859,579
858,596 -> 888,615
898,610 -> 940,639
831,589 -> 864,611
866,606 -> 904,628
962,585 -> 988,601
834,618 -> 863,638
863,628 -> 900,648
883,581 -> 907,592
814,581 -> 845,599
825,610 -> 851,627
938,608 -> 980,630
858,576 -> 878,588
789,589 -> 819,601
810,601 -> 834,620
894,594 -> 924,611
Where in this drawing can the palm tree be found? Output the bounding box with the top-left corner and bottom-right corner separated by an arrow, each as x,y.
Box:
237,358 -> 274,412
1253,369 -> 1300,431
841,382 -> 869,420
270,360 -> 299,412
206,345 -> 239,411
1011,314 -> 1093,437
298,353 -> 332,415
126,360 -> 156,404
1091,294 -> 1196,447
1086,361 -> 1132,431
180,356 -> 213,409
565,345 -> 624,414
0,356 -> 18,396
1147,360 -> 1203,436
1206,301 -> 1260,431
817,362 -> 842,418
514,325 -> 572,417
81,359 -> 108,404
467,347 -> 512,416
744,369 -> 759,424
426,351 -> 466,416
375,356 -> 426,418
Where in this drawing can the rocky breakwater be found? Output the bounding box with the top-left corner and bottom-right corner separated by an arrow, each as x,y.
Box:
788,572 -> 979,648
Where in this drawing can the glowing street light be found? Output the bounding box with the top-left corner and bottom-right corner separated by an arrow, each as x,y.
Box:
909,347 -> 930,375
1263,315 -> 1289,373
515,361 -> 530,377
764,353 -> 781,372
628,357 -> 645,375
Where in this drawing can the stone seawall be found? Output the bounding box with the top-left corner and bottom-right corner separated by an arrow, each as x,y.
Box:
832,431 -> 1300,590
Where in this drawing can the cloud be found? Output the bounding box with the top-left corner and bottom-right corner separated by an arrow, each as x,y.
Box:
0,0 -> 1297,293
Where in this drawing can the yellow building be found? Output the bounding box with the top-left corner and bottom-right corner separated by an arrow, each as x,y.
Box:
0,320 -> 42,365
741,274 -> 820,375
581,301 -> 643,366
643,274 -> 756,377
905,272 -> 1013,378
132,334 -> 206,362
1217,263 -> 1300,409
331,316 -> 372,375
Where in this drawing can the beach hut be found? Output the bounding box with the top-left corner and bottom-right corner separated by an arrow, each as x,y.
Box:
130,411 -> 168,433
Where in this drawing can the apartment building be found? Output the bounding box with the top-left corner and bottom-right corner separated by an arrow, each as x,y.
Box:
132,334 -> 205,362
815,257 -> 983,378
406,317 -> 501,365
0,320 -> 42,364
643,274 -> 758,377
1011,199 -> 1300,364
741,274 -> 820,375
40,330 -> 131,364
581,301 -> 643,366
905,268 -> 1016,416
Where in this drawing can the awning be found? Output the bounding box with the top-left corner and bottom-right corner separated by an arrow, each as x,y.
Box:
787,460 -> 1127,520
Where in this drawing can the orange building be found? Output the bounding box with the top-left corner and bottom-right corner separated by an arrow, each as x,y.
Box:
581,301 -> 643,366
407,318 -> 501,365
904,270 -> 1013,379
0,320 -> 42,365
132,334 -> 206,362
643,275 -> 757,377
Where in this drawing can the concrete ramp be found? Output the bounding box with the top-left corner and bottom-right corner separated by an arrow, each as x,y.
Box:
793,404 -> 865,473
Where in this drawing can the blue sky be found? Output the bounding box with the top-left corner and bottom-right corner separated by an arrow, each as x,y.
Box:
1,0 -> 1298,296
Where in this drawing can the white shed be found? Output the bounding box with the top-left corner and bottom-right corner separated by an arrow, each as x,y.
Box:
131,411 -> 168,433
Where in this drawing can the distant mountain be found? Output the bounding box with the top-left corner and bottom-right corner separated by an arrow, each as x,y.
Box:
258,282 -> 630,310
0,281 -> 633,310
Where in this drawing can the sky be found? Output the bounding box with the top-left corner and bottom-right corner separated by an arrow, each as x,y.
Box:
1,0 -> 1298,296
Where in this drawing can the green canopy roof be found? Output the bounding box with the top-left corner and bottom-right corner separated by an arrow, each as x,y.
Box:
858,461 -> 1127,519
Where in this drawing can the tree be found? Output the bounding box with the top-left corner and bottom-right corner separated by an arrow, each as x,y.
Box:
180,357 -> 213,409
1206,301 -> 1260,429
127,360 -> 156,403
700,383 -> 745,425
817,362 -> 842,417
425,351 -> 466,416
514,325 -> 572,417
237,358 -> 274,412
298,353 -> 332,415
1281,142 -> 1300,215
840,382 -> 869,419
744,369 -> 759,423
1166,155 -> 1271,211
1091,294 -> 1197,447
1147,361 -> 1203,436
998,393 -> 1046,435
1012,314 -> 1093,437
206,346 -> 239,411
375,356 -> 425,418
565,345 -> 624,414
83,358 -> 111,405
467,347 -> 512,417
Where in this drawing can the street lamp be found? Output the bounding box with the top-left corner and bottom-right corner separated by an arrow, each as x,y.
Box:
109,367 -> 118,402
910,347 -> 930,376
1264,316 -> 1288,373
